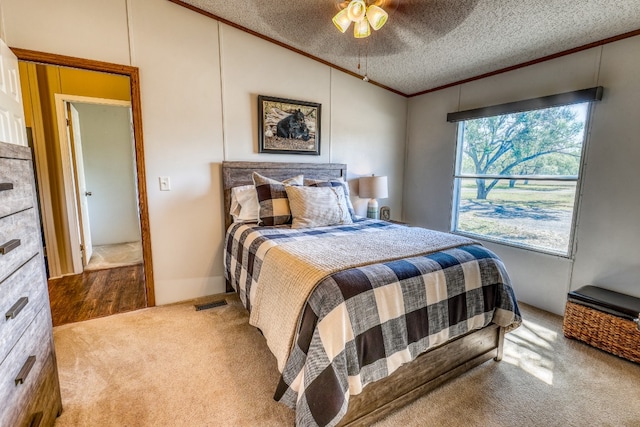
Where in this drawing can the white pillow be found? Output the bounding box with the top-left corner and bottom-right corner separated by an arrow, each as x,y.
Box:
230,184 -> 260,223
304,177 -> 357,221
285,185 -> 353,229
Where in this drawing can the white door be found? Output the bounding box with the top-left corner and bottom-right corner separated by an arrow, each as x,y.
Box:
66,102 -> 93,267
0,40 -> 27,146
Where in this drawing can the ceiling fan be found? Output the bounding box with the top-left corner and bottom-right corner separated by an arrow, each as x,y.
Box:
253,0 -> 479,58
332,0 -> 400,38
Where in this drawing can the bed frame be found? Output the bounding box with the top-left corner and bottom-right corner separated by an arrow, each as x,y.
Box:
221,161 -> 505,426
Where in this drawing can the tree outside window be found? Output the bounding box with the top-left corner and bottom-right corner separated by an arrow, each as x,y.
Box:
452,103 -> 589,255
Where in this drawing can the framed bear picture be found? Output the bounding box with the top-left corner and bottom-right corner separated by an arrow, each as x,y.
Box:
258,95 -> 321,155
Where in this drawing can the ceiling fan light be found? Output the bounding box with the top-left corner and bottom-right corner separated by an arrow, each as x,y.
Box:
354,19 -> 371,38
366,5 -> 388,30
332,9 -> 352,33
347,0 -> 367,22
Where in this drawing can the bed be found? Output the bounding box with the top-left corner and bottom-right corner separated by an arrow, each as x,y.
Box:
222,161 -> 521,427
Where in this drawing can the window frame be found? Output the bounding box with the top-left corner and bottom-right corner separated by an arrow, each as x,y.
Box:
450,102 -> 594,258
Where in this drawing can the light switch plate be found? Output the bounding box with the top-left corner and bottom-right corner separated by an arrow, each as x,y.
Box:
159,176 -> 171,191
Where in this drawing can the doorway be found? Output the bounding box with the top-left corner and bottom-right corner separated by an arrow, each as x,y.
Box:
56,96 -> 141,273
14,48 -> 155,325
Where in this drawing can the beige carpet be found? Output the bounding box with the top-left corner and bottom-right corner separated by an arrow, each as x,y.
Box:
52,296 -> 640,427
85,241 -> 143,271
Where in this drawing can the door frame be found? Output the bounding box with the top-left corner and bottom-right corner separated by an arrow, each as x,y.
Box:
55,94 -> 132,273
12,47 -> 156,306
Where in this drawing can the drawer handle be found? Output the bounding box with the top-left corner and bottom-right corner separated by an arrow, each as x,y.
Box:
6,296 -> 29,320
15,355 -> 36,385
0,239 -> 21,255
30,411 -> 43,427
0,182 -> 13,192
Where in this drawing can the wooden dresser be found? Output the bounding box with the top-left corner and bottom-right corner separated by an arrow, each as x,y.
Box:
0,141 -> 62,426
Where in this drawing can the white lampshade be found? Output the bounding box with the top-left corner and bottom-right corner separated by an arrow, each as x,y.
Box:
366,5 -> 388,30
346,0 -> 367,22
359,175 -> 388,219
353,19 -> 371,38
359,175 -> 388,199
332,1 -> 389,39
332,9 -> 352,33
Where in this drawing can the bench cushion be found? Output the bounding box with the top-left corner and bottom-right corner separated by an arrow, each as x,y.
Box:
568,285 -> 640,321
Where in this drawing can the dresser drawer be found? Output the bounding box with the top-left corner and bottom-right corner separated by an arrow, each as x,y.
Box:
0,255 -> 48,362
0,307 -> 53,427
0,157 -> 35,218
15,352 -> 61,427
0,208 -> 41,283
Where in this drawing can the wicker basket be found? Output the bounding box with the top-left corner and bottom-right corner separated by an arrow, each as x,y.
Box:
563,301 -> 640,364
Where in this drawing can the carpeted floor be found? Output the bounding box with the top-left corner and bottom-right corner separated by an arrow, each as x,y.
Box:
85,241 -> 143,271
52,296 -> 640,427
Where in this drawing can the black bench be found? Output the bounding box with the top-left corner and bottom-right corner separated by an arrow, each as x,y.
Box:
563,285 -> 640,364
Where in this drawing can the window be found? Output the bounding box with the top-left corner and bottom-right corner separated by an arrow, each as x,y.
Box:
449,90 -> 600,256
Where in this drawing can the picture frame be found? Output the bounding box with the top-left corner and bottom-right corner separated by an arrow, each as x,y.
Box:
258,95 -> 321,155
380,206 -> 391,221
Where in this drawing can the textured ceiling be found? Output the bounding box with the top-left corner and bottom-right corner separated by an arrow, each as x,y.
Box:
174,0 -> 640,96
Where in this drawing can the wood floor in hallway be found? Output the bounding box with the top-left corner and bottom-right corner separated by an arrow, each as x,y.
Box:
48,264 -> 146,327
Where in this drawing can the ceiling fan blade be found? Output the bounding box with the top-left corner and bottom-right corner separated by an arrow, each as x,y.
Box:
394,0 -> 481,37
372,0 -> 400,13
257,2 -> 337,45
335,1 -> 350,12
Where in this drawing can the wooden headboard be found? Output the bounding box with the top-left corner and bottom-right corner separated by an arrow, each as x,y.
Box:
221,161 -> 348,230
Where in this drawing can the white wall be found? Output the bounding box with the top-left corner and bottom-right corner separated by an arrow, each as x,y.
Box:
127,0 -> 226,305
1,0 -> 408,305
330,70 -> 407,218
568,36 -> 640,301
74,103 -> 140,246
1,0 -> 131,65
406,36 -> 640,315
219,26 -> 331,163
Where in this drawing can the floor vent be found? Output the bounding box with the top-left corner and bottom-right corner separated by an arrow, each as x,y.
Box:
195,300 -> 228,311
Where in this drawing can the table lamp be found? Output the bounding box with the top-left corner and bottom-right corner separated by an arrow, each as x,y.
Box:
359,175 -> 388,219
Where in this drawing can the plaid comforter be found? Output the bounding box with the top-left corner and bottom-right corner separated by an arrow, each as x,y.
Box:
225,219 -> 400,311
224,219 -> 521,427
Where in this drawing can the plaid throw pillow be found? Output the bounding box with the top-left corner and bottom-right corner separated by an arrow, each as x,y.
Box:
286,185 -> 353,229
253,172 -> 304,226
305,178 -> 357,221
